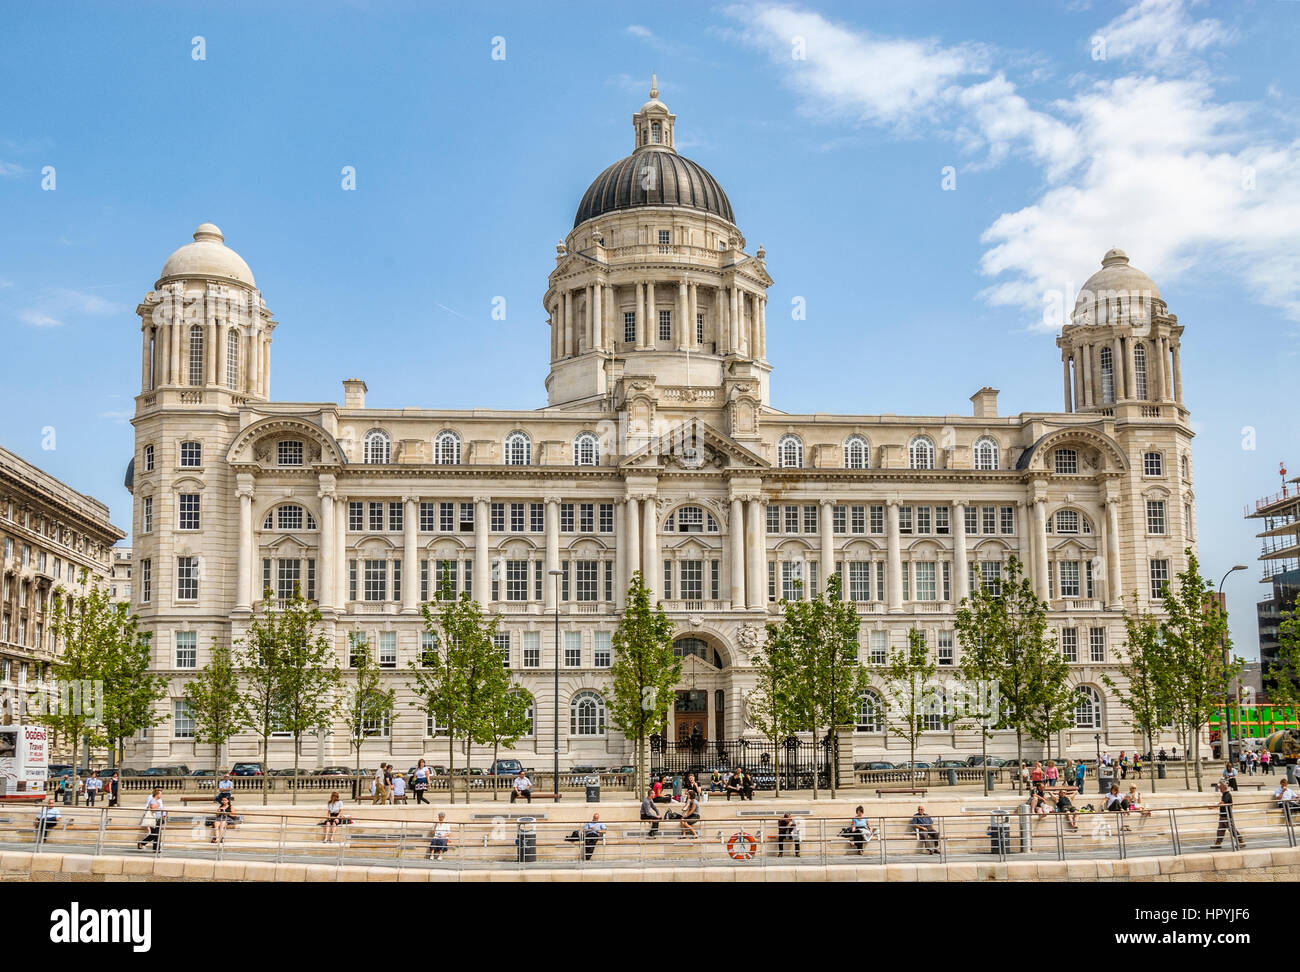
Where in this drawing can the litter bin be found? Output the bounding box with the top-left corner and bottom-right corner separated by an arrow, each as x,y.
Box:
947,768 -> 958,787
1287,764 -> 1296,785
1097,773 -> 1113,795
1156,763 -> 1166,780
515,816 -> 537,863
585,776 -> 600,803
988,813 -> 1010,855
986,770 -> 995,791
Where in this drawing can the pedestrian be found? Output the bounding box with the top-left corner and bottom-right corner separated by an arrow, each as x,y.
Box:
211,795 -> 234,844
777,812 -> 801,858
216,771 -> 235,804
427,812 -> 451,860
1118,752 -> 1128,780
582,812 -> 606,860
1133,753 -> 1142,779
322,791 -> 343,842
1045,760 -> 1059,789
34,796 -> 61,846
137,788 -> 165,852
1075,760 -> 1087,792
511,768 -> 533,804
740,768 -> 755,801
384,763 -> 394,800
639,788 -> 662,838
1262,750 -> 1272,776
107,771 -> 120,807
1239,747 -> 1249,776
412,759 -> 431,805
371,764 -> 387,805
59,774 -> 72,806
1213,780 -> 1245,849
1222,762 -> 1238,791
84,771 -> 102,806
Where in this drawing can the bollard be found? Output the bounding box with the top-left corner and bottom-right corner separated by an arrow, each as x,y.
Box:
1016,803 -> 1031,854
947,768 -> 958,787
1157,763 -> 1166,780
986,770 -> 995,792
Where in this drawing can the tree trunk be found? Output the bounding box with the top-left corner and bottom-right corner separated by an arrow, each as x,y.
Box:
448,725 -> 456,806
1015,729 -> 1023,795
1183,722 -> 1191,790
1192,726 -> 1203,792
464,737 -> 471,805
774,735 -> 782,798
291,735 -> 300,806
492,740 -> 499,801
812,729 -> 820,801
1147,729 -> 1157,793
981,730 -> 989,797
261,734 -> 269,806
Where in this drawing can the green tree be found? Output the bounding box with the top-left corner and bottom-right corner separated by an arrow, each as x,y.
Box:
750,619 -> 798,796
183,640 -> 248,773
273,590 -> 341,804
483,688 -> 534,801
995,557 -> 1057,792
883,628 -> 938,782
1159,550 -> 1241,792
606,572 -> 679,799
340,635 -> 395,790
1024,646 -> 1074,763
235,593 -> 289,805
955,575 -> 1006,795
1270,609 -> 1300,715
1103,595 -> 1171,792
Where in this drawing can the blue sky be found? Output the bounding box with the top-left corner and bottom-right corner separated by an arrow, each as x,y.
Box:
1,0 -> 1296,657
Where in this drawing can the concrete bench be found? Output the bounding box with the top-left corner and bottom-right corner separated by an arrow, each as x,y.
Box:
736,809 -> 811,817
876,787 -> 927,798
469,813 -> 548,821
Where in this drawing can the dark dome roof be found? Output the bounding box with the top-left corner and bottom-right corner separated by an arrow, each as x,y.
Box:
574,151 -> 735,228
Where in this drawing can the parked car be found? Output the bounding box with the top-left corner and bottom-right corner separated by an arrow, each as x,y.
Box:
315,767 -> 353,777
864,762 -> 896,770
964,755 -> 1008,767
270,768 -> 311,777
190,769 -> 217,789
935,759 -> 967,768
142,764 -> 190,776
46,764 -> 76,778
486,759 -> 523,776
230,762 -> 264,776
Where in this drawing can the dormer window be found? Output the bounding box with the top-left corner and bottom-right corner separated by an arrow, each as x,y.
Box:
277,440 -> 304,466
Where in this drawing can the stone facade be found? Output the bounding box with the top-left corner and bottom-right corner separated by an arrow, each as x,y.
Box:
0,446 -> 125,725
124,84 -> 1193,769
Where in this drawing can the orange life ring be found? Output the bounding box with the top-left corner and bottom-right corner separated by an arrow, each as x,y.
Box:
727,831 -> 758,861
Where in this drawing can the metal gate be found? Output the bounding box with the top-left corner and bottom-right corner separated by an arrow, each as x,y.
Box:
649,736 -> 832,789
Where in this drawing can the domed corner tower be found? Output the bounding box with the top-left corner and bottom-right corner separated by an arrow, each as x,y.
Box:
134,223 -> 277,411
1056,248 -> 1185,417
544,76 -> 774,420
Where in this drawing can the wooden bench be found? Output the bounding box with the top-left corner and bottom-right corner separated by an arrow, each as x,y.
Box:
504,792 -> 561,803
876,787 -> 927,798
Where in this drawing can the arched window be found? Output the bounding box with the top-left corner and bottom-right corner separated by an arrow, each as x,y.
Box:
856,690 -> 883,733
362,429 -> 391,464
573,432 -> 599,467
973,437 -> 999,471
1100,347 -> 1115,404
673,637 -> 722,667
843,435 -> 869,470
664,506 -> 718,533
651,121 -> 661,144
1074,686 -> 1102,729
504,431 -> 532,466
570,691 -> 606,736
777,435 -> 803,469
433,430 -> 461,465
225,330 -> 239,389
1133,342 -> 1148,399
909,436 -> 935,470
262,505 -> 318,531
188,325 -> 204,386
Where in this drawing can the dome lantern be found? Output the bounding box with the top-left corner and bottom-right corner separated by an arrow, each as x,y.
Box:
632,73 -> 675,152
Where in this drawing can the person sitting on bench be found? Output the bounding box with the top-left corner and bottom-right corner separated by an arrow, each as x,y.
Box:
34,797 -> 61,845
848,806 -> 873,854
1274,781 -> 1300,813
1052,789 -> 1080,830
910,805 -> 939,854
427,812 -> 452,860
582,813 -> 606,861
652,775 -> 672,804
740,769 -> 755,801
679,795 -> 701,838
640,788 -> 662,837
511,769 -> 533,804
725,770 -> 744,800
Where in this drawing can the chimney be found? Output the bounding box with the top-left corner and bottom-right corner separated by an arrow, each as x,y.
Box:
342,378 -> 368,409
970,387 -> 999,418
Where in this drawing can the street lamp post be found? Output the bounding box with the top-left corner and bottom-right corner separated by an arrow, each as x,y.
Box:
550,569 -> 563,797
1218,565 -> 1248,763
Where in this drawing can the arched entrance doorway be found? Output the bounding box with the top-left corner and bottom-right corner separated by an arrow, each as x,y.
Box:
668,636 -> 727,748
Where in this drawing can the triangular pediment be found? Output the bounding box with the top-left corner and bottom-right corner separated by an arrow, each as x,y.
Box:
620,417 -> 768,471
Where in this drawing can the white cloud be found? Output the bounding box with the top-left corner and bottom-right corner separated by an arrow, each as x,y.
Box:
18,310 -> 60,328
0,160 -> 23,178
17,288 -> 125,328
728,2 -> 1300,325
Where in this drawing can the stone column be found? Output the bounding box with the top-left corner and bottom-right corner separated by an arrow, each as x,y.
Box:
402,496 -> 419,614
676,280 -> 688,351
886,500 -> 903,613
1172,343 -> 1183,403
562,291 -> 573,357
1106,497 -> 1123,610
1081,344 -> 1093,407
820,500 -> 835,594
729,286 -> 740,353
688,282 -> 698,349
1033,499 -> 1050,601
170,321 -> 183,386
549,307 -> 558,361
1063,357 -> 1073,412
216,323 -> 229,390
642,497 -> 659,601
544,496 -> 560,610
614,500 -> 626,609
757,297 -> 767,359
953,502 -> 969,601
336,494 -> 348,609
625,497 -> 641,588
475,496 -> 491,606
745,498 -> 765,610
236,480 -> 254,611
635,282 -> 646,349
585,284 -> 594,352
141,329 -> 152,391
729,497 -> 745,610
318,487 -> 335,610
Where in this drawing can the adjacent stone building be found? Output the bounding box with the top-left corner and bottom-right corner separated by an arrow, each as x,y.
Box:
124,83 -> 1191,769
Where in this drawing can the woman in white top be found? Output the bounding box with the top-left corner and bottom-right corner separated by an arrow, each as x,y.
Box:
323,791 -> 343,842
138,788 -> 165,851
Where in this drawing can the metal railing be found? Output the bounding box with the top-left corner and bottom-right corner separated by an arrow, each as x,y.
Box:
2,799 -> 1293,871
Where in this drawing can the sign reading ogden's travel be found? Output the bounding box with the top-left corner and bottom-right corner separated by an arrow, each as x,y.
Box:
0,725 -> 49,797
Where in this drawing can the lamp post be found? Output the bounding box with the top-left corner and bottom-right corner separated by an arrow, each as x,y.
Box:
1094,732 -> 1103,794
550,568 -> 563,796
1218,565 -> 1248,762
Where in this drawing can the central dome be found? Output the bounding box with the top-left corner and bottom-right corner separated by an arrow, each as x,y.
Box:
574,151 -> 735,228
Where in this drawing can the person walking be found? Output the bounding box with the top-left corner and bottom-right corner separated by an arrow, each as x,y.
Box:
1118,752 -> 1128,780
1262,750 -> 1272,776
1075,760 -> 1087,792
107,771 -> 120,808
1045,760 -> 1059,789
322,791 -> 343,842
1133,753 -> 1143,780
1213,780 -> 1245,849
84,771 -> 102,806
640,788 -> 662,838
412,759 -> 431,805
371,764 -> 387,805
137,788 -> 165,852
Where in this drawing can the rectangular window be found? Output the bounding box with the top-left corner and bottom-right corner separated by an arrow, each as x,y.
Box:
833,506 -> 846,534
1146,500 -> 1166,535
1061,627 -> 1078,662
658,309 -> 671,342
364,560 -> 387,601
561,504 -> 574,533
978,561 -> 1002,597
935,506 -> 949,535
368,502 -> 384,532
914,562 -> 936,601
173,701 -> 194,739
598,503 -> 614,533
537,560 -> 545,601
1089,627 -> 1106,662
901,562 -> 910,601
624,311 -> 636,344
849,562 -> 871,601
981,506 -> 997,534
522,631 -> 540,668
561,562 -> 569,601
898,506 -> 913,534
387,502 -> 403,531
142,496 -> 154,533
679,560 -> 703,601
766,507 -> 780,534
144,445 -> 155,471
710,560 -> 719,601
803,506 -> 818,534
1000,506 -> 1015,535
916,506 -> 931,534
663,560 -> 673,600
434,560 -> 458,599
868,506 -> 883,534
1055,449 -> 1079,474
508,503 -> 524,532
177,494 -> 200,531
564,631 -> 582,668
1149,560 -> 1169,600
965,506 -> 978,535
870,631 -> 888,666
784,506 -> 799,533
491,503 -> 505,532
852,506 -> 868,535
379,631 -> 397,668
437,502 -> 454,532
277,440 -> 303,466
349,502 -> 363,532
506,560 -> 530,601
459,503 -> 475,532
781,561 -> 804,601
594,631 -> 612,668
533,503 -> 547,533
463,559 -> 473,599
176,557 -> 199,600
768,561 -> 776,601
392,560 -> 401,601
1085,560 -> 1094,598
277,559 -> 301,600
1144,452 -> 1163,476
175,631 -> 197,669
494,632 -> 511,669
938,630 -> 954,666
579,503 -> 594,533
1057,561 -> 1079,598
348,560 -> 357,601
180,441 -> 201,467
141,558 -> 151,602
